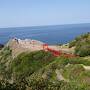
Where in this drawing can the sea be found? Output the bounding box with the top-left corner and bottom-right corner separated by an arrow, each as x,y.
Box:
0,23 -> 90,45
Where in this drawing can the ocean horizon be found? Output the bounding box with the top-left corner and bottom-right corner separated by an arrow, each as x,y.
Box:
0,23 -> 90,45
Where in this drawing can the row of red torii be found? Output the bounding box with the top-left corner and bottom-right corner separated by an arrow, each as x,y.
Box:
43,44 -> 78,58
14,38 -> 77,58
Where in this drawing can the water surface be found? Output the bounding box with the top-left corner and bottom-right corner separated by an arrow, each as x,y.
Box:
0,24 -> 90,44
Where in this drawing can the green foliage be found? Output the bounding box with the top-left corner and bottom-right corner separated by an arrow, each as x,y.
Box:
0,46 -> 13,81
69,33 -> 90,56
62,64 -> 90,85
69,40 -> 76,48
27,56 -> 90,89
75,44 -> 90,57
0,44 -> 90,90
67,57 -> 90,66
62,64 -> 85,80
27,78 -> 90,90
11,50 -> 54,77
0,80 -> 17,90
1,46 -> 12,56
10,50 -> 55,89
52,57 -> 90,69
0,46 -> 12,60
0,44 -> 4,50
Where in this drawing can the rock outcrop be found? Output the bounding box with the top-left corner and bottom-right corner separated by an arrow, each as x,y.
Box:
7,38 -> 44,57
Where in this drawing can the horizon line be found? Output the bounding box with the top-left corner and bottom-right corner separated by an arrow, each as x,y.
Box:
0,22 -> 90,29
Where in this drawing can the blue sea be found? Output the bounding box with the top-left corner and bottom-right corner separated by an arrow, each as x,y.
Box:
0,24 -> 90,45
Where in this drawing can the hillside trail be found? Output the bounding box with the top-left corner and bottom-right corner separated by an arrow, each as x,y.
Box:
7,38 -> 75,58
83,65 -> 90,70
55,69 -> 65,81
55,69 -> 69,82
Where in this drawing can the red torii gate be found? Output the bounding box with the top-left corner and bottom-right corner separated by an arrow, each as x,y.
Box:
43,44 -> 78,58
43,44 -> 62,57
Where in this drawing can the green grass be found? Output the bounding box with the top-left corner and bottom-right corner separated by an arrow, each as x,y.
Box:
69,33 -> 90,56
10,53 -> 90,89
0,47 -> 90,90
62,64 -> 90,85
11,51 -> 55,80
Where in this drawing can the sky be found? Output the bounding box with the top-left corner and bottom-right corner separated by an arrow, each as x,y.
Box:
0,0 -> 90,27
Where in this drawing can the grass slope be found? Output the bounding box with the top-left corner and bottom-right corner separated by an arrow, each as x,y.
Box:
69,32 -> 90,56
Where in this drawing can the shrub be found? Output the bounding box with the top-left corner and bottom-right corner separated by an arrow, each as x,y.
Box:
0,46 -> 12,58
10,51 -> 55,89
69,40 -> 76,48
69,33 -> 90,56
75,44 -> 90,57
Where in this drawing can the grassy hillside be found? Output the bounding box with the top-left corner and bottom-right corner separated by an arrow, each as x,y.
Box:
69,32 -> 90,56
0,47 -> 90,90
0,33 -> 90,90
0,44 -> 4,50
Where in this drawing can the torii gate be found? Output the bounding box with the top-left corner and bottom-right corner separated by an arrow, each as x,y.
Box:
43,44 -> 61,56
43,44 -> 78,58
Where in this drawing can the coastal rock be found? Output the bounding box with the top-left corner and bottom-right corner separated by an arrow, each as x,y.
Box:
7,38 -> 44,57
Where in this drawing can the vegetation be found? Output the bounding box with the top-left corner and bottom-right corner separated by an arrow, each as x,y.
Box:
0,44 -> 4,50
69,32 -> 90,56
26,56 -> 90,90
0,33 -> 90,90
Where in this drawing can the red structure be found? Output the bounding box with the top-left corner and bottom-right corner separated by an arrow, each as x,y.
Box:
43,44 -> 61,56
43,44 -> 78,58
43,44 -> 48,51
32,40 -> 36,47
47,48 -> 61,56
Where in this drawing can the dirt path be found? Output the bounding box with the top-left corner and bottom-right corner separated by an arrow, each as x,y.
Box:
8,38 -> 75,57
55,69 -> 66,81
49,45 -> 75,54
83,65 -> 90,70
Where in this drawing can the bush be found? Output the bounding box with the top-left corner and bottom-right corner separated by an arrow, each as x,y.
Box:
10,51 -> 55,89
69,40 -> 76,48
28,78 -> 90,90
0,80 -> 17,90
75,44 -> 90,57
69,33 -> 90,56
0,46 -> 12,58
0,44 -> 4,50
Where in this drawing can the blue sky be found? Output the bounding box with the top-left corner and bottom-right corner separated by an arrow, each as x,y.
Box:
0,0 -> 90,27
